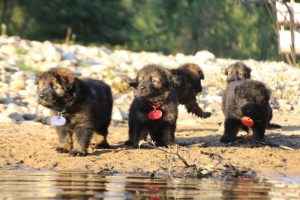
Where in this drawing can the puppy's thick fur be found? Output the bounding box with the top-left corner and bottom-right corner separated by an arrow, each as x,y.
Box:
37,68 -> 112,156
125,64 -> 178,147
221,79 -> 270,143
171,63 -> 211,118
224,62 -> 281,129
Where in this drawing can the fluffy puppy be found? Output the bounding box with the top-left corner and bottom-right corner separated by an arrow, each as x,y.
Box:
221,79 -> 270,143
224,61 -> 281,129
125,64 -> 178,147
36,68 -> 113,156
225,61 -> 252,82
171,63 -> 211,118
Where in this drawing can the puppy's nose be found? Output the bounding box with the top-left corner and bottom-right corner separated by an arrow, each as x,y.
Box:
140,85 -> 146,90
39,93 -> 46,99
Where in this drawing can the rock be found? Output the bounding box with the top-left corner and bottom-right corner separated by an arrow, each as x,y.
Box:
10,80 -> 26,90
112,106 -> 124,122
8,112 -> 25,122
42,41 -> 62,62
26,51 -> 44,63
23,114 -> 37,120
195,50 -> 215,62
0,114 -> 15,123
62,51 -> 76,60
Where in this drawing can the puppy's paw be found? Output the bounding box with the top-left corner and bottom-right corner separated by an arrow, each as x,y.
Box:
124,140 -> 134,146
69,150 -> 87,157
155,141 -> 169,147
202,112 -> 211,118
56,147 -> 69,153
95,141 -> 110,149
220,136 -> 235,144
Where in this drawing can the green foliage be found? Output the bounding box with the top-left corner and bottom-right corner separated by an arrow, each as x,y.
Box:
0,0 -> 281,60
1,23 -> 6,35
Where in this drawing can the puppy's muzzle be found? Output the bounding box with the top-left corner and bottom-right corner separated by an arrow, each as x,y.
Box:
137,82 -> 150,96
38,90 -> 50,100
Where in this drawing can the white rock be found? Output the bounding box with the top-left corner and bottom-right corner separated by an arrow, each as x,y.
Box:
195,50 -> 215,62
112,106 -> 124,121
42,41 -> 62,62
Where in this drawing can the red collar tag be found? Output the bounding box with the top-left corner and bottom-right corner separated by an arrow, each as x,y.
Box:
241,116 -> 254,127
148,104 -> 163,120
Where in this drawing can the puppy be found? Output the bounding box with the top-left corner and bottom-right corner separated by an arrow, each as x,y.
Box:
224,62 -> 281,129
171,63 -> 211,118
125,64 -> 178,147
225,61 -> 252,82
36,68 -> 113,156
221,79 -> 270,143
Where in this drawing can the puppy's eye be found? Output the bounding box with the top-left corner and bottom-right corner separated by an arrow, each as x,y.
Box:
150,77 -> 159,83
52,85 -> 58,89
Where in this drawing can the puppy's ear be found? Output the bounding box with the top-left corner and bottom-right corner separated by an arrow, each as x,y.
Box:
199,69 -> 205,80
224,67 -> 229,76
121,75 -> 138,88
245,66 -> 252,79
35,72 -> 42,84
61,73 -> 76,91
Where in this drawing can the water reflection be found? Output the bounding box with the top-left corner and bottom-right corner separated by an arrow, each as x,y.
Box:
0,170 -> 299,199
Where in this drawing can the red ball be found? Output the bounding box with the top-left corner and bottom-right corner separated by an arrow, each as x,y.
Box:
241,116 -> 254,127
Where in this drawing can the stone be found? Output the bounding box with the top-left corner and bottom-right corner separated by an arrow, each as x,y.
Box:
195,50 -> 215,62
42,41 -> 62,62
0,114 -> 15,123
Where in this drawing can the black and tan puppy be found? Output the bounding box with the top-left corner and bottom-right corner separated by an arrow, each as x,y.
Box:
221,79 -> 270,143
125,64 -> 178,147
171,63 -> 211,118
36,68 -> 113,156
224,61 -> 281,129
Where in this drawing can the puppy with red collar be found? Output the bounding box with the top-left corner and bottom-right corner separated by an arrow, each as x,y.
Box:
124,64 -> 178,147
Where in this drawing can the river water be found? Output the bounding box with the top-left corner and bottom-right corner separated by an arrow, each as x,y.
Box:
0,170 -> 299,199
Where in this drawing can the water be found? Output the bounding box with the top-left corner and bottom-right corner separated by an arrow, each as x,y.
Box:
0,170 -> 299,199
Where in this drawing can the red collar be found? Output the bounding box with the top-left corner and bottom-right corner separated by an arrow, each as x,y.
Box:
149,104 -> 161,110
148,104 -> 163,120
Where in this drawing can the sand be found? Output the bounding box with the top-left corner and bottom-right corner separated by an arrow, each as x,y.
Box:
0,111 -> 299,179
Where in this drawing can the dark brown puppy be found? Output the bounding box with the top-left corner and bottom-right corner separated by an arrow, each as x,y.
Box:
224,62 -> 281,129
125,64 -> 178,147
171,63 -> 211,118
221,79 -> 270,143
36,68 -> 112,156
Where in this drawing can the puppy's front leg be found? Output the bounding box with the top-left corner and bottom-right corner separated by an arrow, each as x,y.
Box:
132,124 -> 148,148
252,121 -> 267,141
151,123 -> 176,147
185,98 -> 211,118
220,118 -> 240,143
70,127 -> 93,156
55,126 -> 72,153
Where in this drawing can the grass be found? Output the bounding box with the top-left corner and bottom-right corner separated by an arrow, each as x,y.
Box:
16,47 -> 28,55
18,63 -> 40,73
